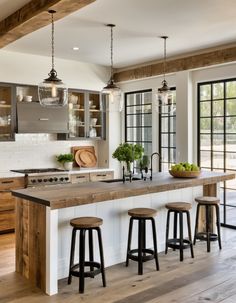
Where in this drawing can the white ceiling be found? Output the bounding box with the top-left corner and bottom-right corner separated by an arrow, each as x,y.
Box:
2,0 -> 236,68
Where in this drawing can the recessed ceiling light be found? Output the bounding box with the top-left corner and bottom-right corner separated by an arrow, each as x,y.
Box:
73,47 -> 79,51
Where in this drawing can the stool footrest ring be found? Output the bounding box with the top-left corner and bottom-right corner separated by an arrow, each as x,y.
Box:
127,248 -> 155,262
167,238 -> 192,250
195,232 -> 218,242
70,261 -> 101,278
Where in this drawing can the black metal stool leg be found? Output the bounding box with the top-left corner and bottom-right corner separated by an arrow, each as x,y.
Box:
179,211 -> 184,262
173,211 -> 178,251
138,219 -> 144,275
143,219 -> 146,256
151,217 -> 159,271
79,229 -> 86,293
206,205 -> 211,253
97,227 -> 106,287
126,217 -> 133,266
165,210 -> 171,254
215,204 -> 222,250
68,227 -> 77,285
186,210 -> 194,258
88,229 -> 94,273
194,203 -> 200,245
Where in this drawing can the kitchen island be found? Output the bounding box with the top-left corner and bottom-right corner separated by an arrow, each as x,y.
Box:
12,171 -> 235,295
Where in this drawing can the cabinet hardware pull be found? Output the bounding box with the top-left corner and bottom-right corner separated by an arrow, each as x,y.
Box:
96,174 -> 107,177
1,180 -> 14,184
39,118 -> 49,121
76,176 -> 86,178
0,190 -> 12,193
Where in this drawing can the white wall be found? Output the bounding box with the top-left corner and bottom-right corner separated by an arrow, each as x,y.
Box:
0,50 -> 111,172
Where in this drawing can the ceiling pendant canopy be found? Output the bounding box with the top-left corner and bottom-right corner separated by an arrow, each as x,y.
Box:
157,36 -> 173,108
101,24 -> 123,112
38,10 -> 68,107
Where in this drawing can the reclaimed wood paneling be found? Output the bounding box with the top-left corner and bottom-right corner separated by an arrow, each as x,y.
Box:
0,0 -> 95,48
15,198 -> 46,291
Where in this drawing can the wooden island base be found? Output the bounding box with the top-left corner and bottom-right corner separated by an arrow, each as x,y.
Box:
13,172 -> 235,295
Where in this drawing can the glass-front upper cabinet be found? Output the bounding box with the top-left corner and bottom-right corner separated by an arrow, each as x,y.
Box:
0,84 -> 15,141
59,89 -> 105,140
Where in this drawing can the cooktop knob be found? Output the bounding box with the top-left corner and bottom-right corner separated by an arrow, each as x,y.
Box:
43,179 -> 47,182
32,179 -> 36,183
65,177 -> 69,181
60,177 -> 64,181
49,178 -> 53,182
54,177 -> 58,181
38,179 -> 42,182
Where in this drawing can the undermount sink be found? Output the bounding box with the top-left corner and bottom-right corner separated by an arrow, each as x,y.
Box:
101,177 -> 142,183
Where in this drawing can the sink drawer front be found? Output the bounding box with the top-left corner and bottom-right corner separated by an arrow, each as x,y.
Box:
0,210 -> 15,233
0,177 -> 25,190
90,171 -> 114,182
71,173 -> 90,183
0,192 -> 15,211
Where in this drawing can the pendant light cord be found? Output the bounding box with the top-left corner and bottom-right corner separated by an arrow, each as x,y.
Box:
163,36 -> 167,81
110,25 -> 114,80
51,12 -> 55,70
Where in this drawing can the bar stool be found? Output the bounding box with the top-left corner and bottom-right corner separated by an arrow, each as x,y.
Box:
194,196 -> 222,252
165,202 -> 194,262
68,216 -> 106,293
126,207 -> 159,275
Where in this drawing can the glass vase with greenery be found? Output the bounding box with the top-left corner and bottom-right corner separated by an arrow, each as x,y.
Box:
112,143 -> 144,173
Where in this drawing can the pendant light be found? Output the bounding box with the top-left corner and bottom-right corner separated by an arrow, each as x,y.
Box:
157,36 -> 172,108
101,24 -> 123,112
38,10 -> 68,107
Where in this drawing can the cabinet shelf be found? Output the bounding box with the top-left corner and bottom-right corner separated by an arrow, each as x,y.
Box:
0,104 -> 11,108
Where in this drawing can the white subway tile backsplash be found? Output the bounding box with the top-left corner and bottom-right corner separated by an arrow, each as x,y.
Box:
0,134 -> 97,171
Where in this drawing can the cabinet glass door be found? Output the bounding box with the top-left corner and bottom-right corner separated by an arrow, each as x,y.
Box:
0,85 -> 14,141
68,91 -> 85,138
88,92 -> 103,139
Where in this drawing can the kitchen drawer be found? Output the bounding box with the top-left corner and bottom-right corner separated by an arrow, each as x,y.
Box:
0,210 -> 15,233
0,191 -> 15,211
71,173 -> 90,184
0,177 -> 25,190
90,171 -> 114,182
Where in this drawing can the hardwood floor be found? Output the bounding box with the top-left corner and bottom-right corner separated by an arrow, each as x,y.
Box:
1,228 -> 236,302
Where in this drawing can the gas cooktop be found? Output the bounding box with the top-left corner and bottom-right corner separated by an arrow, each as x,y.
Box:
11,168 -> 65,174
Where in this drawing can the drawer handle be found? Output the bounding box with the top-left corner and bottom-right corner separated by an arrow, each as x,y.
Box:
0,190 -> 11,193
76,176 -> 86,179
96,174 -> 107,177
1,180 -> 14,184
39,118 -> 49,121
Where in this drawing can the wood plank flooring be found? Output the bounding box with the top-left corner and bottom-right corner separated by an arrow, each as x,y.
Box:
1,228 -> 236,302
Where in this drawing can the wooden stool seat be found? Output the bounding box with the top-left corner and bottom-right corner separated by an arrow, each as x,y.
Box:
165,202 -> 192,211
128,207 -> 157,218
195,196 -> 220,204
70,217 -> 103,229
165,202 -> 194,261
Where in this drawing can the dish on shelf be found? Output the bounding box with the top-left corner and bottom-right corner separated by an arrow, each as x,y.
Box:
0,101 -> 6,104
73,104 -> 80,109
90,105 -> 97,109
75,149 -> 97,167
169,170 -> 201,178
90,118 -> 97,126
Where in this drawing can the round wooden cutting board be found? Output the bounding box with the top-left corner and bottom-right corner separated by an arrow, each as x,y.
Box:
75,149 -> 97,167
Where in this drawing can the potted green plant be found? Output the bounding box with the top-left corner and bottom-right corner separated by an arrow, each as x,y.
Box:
56,153 -> 74,170
112,143 -> 144,174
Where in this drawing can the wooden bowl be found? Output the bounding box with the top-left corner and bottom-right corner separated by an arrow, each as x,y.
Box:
169,170 -> 201,178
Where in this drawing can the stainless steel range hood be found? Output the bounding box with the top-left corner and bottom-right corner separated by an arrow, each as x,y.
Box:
16,102 -> 68,134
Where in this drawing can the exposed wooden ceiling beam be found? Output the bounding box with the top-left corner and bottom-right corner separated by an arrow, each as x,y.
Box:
114,45 -> 236,83
0,0 -> 95,48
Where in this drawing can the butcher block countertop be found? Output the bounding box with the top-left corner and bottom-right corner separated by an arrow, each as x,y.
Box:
11,171 -> 235,210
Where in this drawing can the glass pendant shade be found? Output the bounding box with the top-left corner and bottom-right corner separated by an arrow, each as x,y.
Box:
101,24 -> 123,112
38,10 -> 68,107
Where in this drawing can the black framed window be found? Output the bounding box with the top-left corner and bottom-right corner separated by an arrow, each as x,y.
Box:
125,89 -> 152,157
159,88 -> 176,171
198,78 -> 236,229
